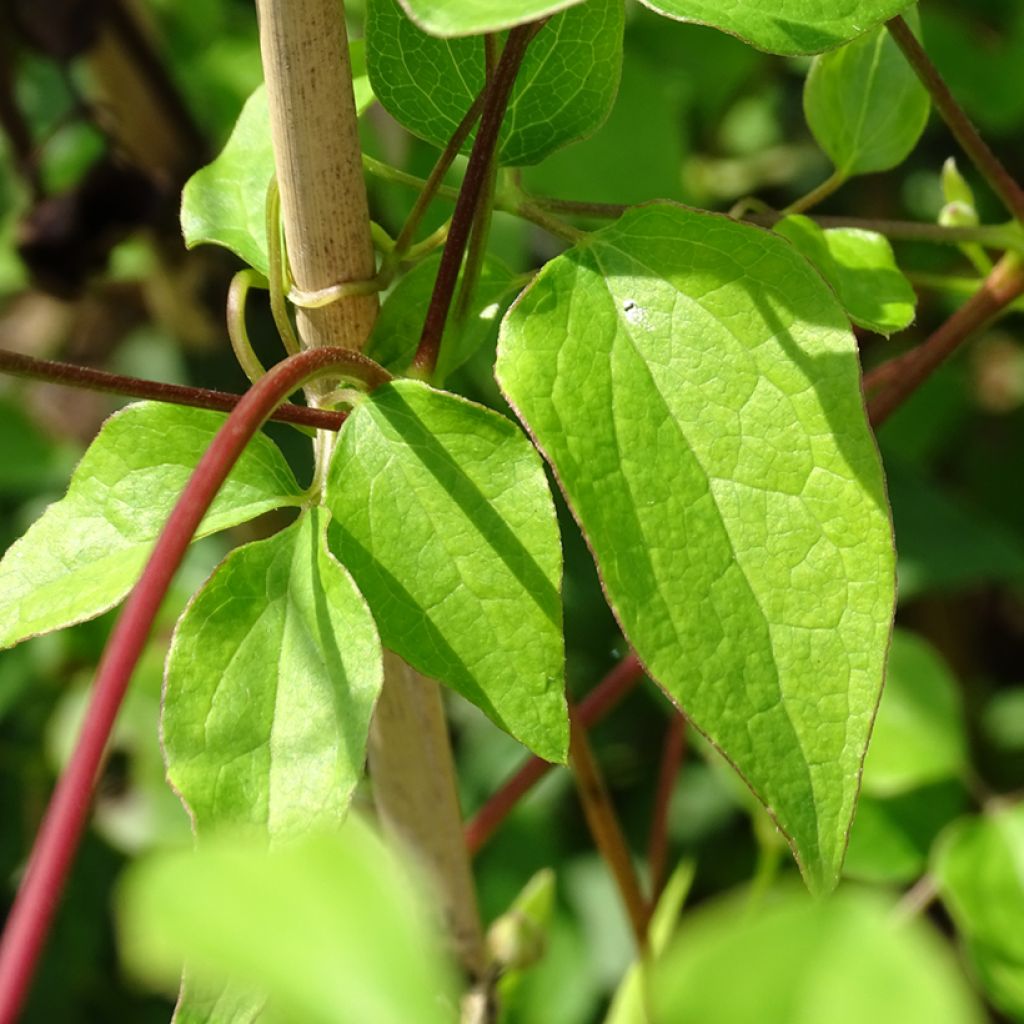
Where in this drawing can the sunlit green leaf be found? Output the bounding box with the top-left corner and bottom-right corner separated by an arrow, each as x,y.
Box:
803,15 -> 930,176
934,805 -> 1024,1020
654,888 -> 984,1022
0,403 -> 303,652
367,0 -> 622,166
497,203 -> 895,893
395,0 -> 585,37
117,823 -> 457,1024
325,380 -> 568,762
181,50 -> 374,274
774,215 -> 916,336
637,0 -> 914,56
163,509 -> 382,840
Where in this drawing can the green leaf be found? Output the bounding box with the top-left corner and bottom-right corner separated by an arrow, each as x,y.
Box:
181,50 -> 374,273
117,822 -> 457,1024
325,380 -> 568,763
934,805 -> 1024,1020
844,781 -> 967,884
497,203 -> 895,893
637,0 -> 914,56
861,629 -> 966,797
886,458 -> 1024,601
653,887 -> 984,1023
803,15 -> 930,176
774,215 -> 916,336
394,0 -> 586,37
163,509 -> 382,840
0,402 -> 304,652
367,252 -> 522,379
367,0 -> 622,166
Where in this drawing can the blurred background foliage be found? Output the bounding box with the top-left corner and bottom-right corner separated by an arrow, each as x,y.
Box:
2,0 -> 1024,1021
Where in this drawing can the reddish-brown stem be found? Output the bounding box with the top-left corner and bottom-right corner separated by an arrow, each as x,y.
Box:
0,347 -> 383,1023
411,23 -> 539,376
392,93 -> 484,258
569,702 -> 650,949
647,713 -> 687,904
866,253 -> 1024,426
465,653 -> 643,856
887,15 -> 1024,226
0,349 -> 349,431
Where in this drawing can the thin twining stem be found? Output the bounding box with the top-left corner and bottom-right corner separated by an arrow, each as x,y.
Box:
0,349 -> 348,431
569,702 -> 650,950
887,15 -> 1024,226
412,22 -> 542,376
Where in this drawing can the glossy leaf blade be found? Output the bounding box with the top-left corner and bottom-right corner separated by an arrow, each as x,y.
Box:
497,203 -> 895,892
0,402 -> 304,651
368,0 -> 623,166
396,0 -> 585,37
637,0 -> 913,55
654,888 -> 984,1023
775,215 -> 916,336
118,824 -> 456,1024
325,380 -> 568,763
803,16 -> 930,176
181,52 -> 374,275
163,509 -> 383,840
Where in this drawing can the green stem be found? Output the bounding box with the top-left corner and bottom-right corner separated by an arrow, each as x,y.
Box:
783,168 -> 847,215
887,15 -> 1024,226
226,270 -> 270,385
266,177 -> 302,356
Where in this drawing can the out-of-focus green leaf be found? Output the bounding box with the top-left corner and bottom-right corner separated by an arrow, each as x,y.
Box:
934,805 -> 1024,1020
844,782 -> 968,884
325,380 -> 568,762
163,509 -> 382,840
886,459 -> 1024,601
775,215 -> 915,335
0,403 -> 303,652
498,203 -> 895,894
862,629 -> 967,796
654,887 -> 984,1022
117,822 -> 457,1024
803,15 -> 930,176
367,0 -> 622,166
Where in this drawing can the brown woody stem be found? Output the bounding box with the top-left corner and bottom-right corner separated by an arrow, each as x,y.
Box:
0,348 -> 349,431
866,253 -> 1024,426
887,15 -> 1024,225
